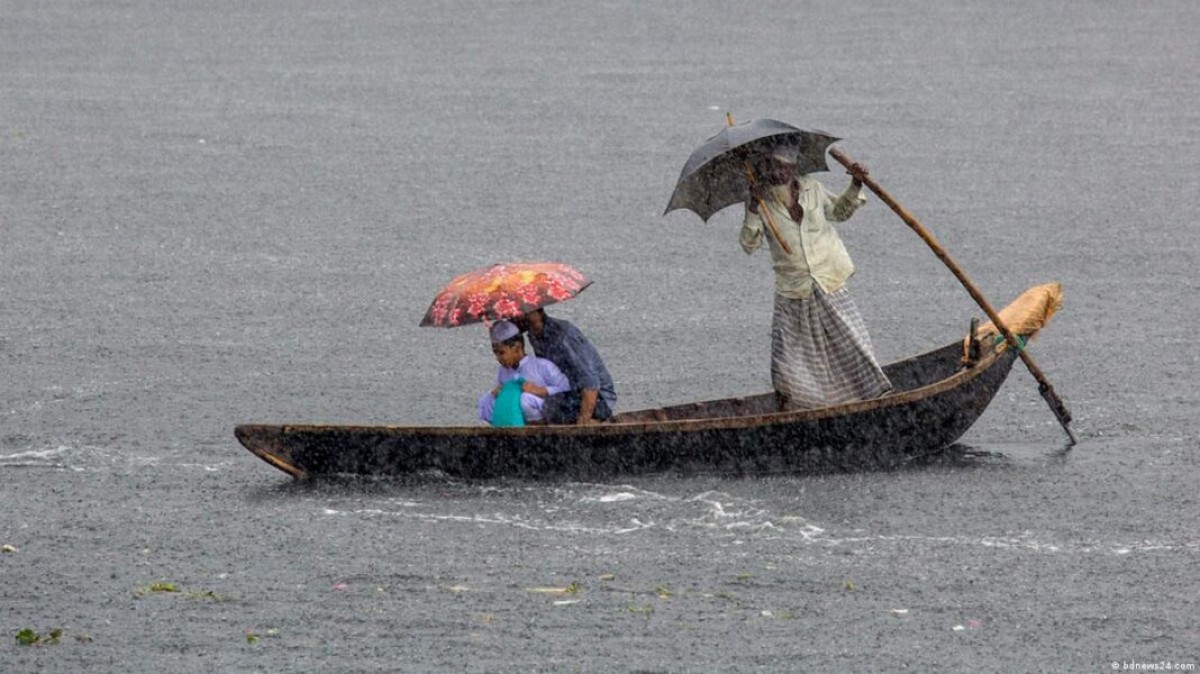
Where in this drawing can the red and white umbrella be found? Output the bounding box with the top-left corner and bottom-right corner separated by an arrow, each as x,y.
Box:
419,262 -> 591,328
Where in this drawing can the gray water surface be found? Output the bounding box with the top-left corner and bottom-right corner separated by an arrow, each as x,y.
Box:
2,1 -> 1198,672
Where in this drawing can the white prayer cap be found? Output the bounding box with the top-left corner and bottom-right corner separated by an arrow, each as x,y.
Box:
489,320 -> 520,344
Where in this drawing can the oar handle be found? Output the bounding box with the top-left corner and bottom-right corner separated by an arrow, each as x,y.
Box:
829,147 -> 1077,445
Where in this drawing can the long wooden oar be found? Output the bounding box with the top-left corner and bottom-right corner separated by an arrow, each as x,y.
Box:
727,113 -> 793,255
829,147 -> 1077,446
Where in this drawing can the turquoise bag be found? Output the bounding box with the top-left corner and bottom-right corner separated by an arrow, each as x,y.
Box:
491,378 -> 526,427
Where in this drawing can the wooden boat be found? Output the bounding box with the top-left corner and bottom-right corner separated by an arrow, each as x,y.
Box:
236,284 -> 1062,480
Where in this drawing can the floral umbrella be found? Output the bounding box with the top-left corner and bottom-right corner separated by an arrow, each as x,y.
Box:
419,262 -> 592,327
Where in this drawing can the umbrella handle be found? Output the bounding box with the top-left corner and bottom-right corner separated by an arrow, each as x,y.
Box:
828,146 -> 1077,446
743,171 -> 795,257
727,113 -> 795,256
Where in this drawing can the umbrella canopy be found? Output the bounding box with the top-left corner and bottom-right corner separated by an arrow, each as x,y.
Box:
419,262 -> 592,327
664,118 -> 840,222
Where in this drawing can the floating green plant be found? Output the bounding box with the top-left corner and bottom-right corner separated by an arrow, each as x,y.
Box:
15,628 -> 62,646
134,582 -> 234,601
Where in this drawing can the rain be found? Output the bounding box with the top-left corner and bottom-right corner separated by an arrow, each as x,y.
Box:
2,1 -> 1198,672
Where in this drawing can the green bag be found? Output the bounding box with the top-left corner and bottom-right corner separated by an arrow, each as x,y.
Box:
491,378 -> 526,427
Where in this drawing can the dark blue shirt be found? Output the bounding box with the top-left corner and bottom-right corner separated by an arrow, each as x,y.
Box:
528,316 -> 617,409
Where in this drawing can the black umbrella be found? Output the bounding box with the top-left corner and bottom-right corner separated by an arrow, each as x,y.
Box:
664,118 -> 840,222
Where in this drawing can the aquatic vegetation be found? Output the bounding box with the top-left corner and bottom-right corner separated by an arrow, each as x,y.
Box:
133,582 -> 234,601
525,578 -> 580,592
15,628 -> 62,646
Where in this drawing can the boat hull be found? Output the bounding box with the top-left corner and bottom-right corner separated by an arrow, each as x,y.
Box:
235,340 -> 1019,480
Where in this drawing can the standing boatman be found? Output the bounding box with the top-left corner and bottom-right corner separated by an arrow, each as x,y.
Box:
741,142 -> 892,410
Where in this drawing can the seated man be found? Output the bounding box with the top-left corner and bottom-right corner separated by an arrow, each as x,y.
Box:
514,308 -> 617,425
477,320 -> 570,426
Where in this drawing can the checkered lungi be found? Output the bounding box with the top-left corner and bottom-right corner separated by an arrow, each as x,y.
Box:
770,286 -> 893,410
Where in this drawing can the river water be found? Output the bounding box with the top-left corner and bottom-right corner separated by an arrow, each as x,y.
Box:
2,1 -> 1198,672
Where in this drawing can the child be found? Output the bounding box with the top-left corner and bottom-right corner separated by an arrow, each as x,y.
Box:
477,320 -> 570,426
